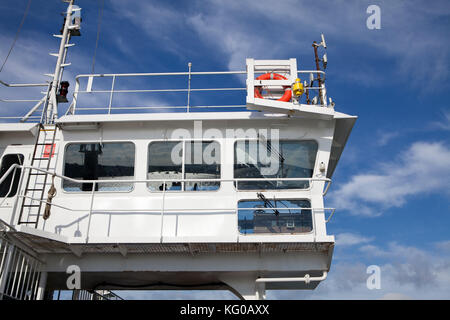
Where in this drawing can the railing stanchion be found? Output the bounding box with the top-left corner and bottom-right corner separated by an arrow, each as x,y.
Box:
108,75 -> 116,114
187,62 -> 192,112
86,181 -> 96,243
160,181 -> 166,242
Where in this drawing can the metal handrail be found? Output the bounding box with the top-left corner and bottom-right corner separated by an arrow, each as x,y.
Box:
2,164 -> 331,187
68,69 -> 327,115
0,166 -> 20,207
1,164 -> 335,242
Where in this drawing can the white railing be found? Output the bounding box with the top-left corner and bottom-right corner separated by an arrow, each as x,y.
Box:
1,164 -> 335,242
67,69 -> 327,115
0,230 -> 45,300
0,80 -> 50,123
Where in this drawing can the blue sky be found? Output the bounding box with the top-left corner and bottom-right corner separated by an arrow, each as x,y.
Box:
1,0 -> 450,299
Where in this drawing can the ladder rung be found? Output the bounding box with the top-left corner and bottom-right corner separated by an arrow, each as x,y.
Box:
18,221 -> 38,224
29,173 -> 47,176
22,205 -> 41,208
33,158 -> 51,161
25,188 -> 44,192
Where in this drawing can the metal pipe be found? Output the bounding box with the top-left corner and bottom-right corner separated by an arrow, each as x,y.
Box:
187,62 -> 192,112
85,181 -> 96,243
160,181 -> 166,242
0,164 -> 331,186
75,87 -> 246,94
21,96 -> 46,122
108,75 -> 115,114
0,80 -> 48,87
312,42 -> 324,105
256,271 -> 327,285
47,0 -> 74,122
74,70 -> 324,80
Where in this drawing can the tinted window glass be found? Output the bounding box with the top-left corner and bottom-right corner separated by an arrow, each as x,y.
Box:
63,143 -> 135,191
238,199 -> 312,234
234,140 -> 318,190
148,141 -> 220,191
0,154 -> 24,197
148,142 -> 183,191
184,141 -> 220,191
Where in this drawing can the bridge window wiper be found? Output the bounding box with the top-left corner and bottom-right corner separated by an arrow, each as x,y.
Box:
256,192 -> 279,216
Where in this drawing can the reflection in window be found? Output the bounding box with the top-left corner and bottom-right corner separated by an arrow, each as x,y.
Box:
234,140 -> 318,190
147,141 -> 220,191
63,143 -> 135,192
185,141 -> 220,191
238,199 -> 312,234
0,154 -> 24,197
148,142 -> 183,191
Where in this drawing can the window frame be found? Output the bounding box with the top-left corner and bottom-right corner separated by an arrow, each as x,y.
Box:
0,153 -> 24,198
232,138 -> 319,192
61,140 -> 137,194
236,198 -> 314,235
146,139 -> 222,193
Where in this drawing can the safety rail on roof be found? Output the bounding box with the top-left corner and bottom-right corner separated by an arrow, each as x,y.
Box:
0,68 -> 329,122
65,69 -> 328,116
0,80 -> 50,123
0,164 -> 335,243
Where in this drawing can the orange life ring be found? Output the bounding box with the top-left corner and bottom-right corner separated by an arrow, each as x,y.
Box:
254,73 -> 292,102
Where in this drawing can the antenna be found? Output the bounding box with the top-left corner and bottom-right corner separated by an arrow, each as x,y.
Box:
321,34 -> 327,49
45,0 -> 79,123
322,53 -> 327,69
312,34 -> 328,105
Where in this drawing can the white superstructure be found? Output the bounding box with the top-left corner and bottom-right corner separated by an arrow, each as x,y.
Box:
0,1 -> 356,300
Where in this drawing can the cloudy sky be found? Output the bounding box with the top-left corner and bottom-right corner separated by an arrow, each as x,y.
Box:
1,0 -> 449,299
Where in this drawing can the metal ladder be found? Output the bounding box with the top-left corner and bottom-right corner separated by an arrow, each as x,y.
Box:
17,124 -> 58,228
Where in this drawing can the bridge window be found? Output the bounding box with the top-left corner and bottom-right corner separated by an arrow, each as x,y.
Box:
238,199 -> 312,234
148,141 -> 220,191
234,140 -> 318,190
0,154 -> 24,197
63,142 -> 135,192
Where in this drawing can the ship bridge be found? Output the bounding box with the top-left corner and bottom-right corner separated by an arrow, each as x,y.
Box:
0,2 -> 356,300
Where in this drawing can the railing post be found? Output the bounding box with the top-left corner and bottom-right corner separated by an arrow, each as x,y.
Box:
187,62 -> 192,112
0,242 -> 14,300
69,78 -> 80,115
35,271 -> 47,300
160,181 -> 166,243
86,182 -> 96,243
108,75 -> 116,114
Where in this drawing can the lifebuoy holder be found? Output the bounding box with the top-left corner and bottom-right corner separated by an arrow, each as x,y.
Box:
254,73 -> 292,102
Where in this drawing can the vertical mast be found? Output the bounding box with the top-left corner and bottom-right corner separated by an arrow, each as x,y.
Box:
46,0 -> 75,123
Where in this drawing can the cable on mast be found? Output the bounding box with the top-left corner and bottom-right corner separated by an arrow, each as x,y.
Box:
91,0 -> 104,74
0,0 -> 33,73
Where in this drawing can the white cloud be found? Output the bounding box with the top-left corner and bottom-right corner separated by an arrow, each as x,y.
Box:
430,109 -> 450,131
435,240 -> 450,252
376,131 -> 399,146
116,0 -> 450,91
269,241 -> 450,299
330,141 -> 450,216
336,232 -> 374,246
